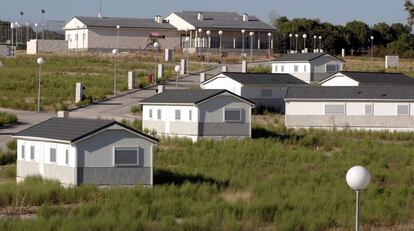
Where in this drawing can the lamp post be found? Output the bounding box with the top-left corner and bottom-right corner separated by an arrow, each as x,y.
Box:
25,22 -> 29,42
10,23 -> 14,57
112,48 -> 118,96
41,9 -> 45,40
289,33 -> 292,52
313,35 -> 317,52
174,65 -> 181,88
267,32 -> 272,59
34,23 -> 38,40
241,29 -> 246,55
198,28 -> 202,57
116,25 -> 120,51
295,34 -> 298,52
185,37 -> 190,74
153,41 -> 159,84
346,166 -> 371,231
318,36 -> 322,52
218,30 -> 223,64
249,32 -> 254,62
206,30 -> 211,63
36,57 -> 44,113
15,22 -> 19,47
302,34 -> 307,52
370,35 -> 374,62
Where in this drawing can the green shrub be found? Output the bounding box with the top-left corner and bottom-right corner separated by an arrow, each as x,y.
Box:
0,111 -> 17,126
0,153 -> 16,166
130,105 -> 141,114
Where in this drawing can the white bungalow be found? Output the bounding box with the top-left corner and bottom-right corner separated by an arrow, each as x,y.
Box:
320,71 -> 414,86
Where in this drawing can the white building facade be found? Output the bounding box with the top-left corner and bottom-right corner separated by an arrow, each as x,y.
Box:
320,71 -> 414,86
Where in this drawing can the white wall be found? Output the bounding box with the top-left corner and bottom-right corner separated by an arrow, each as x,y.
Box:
201,75 -> 242,95
272,62 -> 311,83
165,13 -> 195,31
142,105 -> 198,122
321,74 -> 359,86
285,101 -> 325,115
66,29 -> 88,50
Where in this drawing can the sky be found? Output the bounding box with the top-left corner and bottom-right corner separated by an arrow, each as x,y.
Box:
0,0 -> 409,26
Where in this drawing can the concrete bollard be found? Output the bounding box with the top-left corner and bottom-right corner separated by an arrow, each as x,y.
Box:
128,71 -> 135,90
57,111 -> 69,118
157,64 -> 164,79
165,49 -> 172,62
222,66 -> 227,72
75,82 -> 84,103
200,73 -> 206,83
180,59 -> 186,75
157,85 -> 165,93
242,61 -> 247,73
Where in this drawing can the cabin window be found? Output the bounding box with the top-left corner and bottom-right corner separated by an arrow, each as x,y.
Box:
21,145 -> 25,159
189,110 -> 192,121
281,65 -> 284,72
50,148 -> 56,163
157,109 -> 162,120
397,104 -> 409,115
326,64 -> 339,73
325,104 -> 345,115
30,146 -> 35,160
149,109 -> 153,119
224,108 -> 242,122
294,65 -> 299,72
274,65 -> 278,72
175,110 -> 181,120
304,65 -> 307,72
262,89 -> 272,98
365,104 -> 373,115
65,150 -> 69,165
114,148 -> 138,166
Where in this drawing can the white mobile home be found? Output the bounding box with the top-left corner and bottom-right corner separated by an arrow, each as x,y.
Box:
320,71 -> 414,86
285,86 -> 414,131
140,89 -> 254,142
13,118 -> 158,186
200,72 -> 307,112
271,53 -> 344,83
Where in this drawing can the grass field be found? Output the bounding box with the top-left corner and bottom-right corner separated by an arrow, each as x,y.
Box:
0,54 -> 207,111
0,115 -> 413,230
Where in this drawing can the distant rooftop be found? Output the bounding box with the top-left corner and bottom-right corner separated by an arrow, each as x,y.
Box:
204,72 -> 308,85
73,16 -> 175,29
324,71 -> 414,86
172,11 -> 275,30
274,53 -> 343,62
286,86 -> 414,100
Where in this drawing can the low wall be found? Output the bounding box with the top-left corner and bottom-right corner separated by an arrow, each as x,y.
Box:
27,39 -> 68,54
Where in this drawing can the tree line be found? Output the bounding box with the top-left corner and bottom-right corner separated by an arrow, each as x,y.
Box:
272,16 -> 414,57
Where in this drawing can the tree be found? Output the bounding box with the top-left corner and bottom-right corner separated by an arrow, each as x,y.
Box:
345,21 -> 370,50
387,33 -> 414,55
404,0 -> 414,31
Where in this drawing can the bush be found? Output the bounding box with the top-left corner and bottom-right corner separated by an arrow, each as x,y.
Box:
0,152 -> 16,165
130,105 -> 141,114
0,111 -> 17,126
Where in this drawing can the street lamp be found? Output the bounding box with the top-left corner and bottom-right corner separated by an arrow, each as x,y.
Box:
303,34 -> 307,52
112,48 -> 118,96
10,23 -> 14,57
36,57 -> 44,113
34,23 -> 38,40
295,34 -> 298,52
346,166 -> 371,231
185,37 -> 190,74
289,33 -> 292,52
241,29 -> 246,55
15,22 -> 19,46
174,65 -> 181,88
370,35 -> 374,62
249,32 -> 254,62
198,28 -> 203,57
206,30 -> 211,63
318,36 -> 322,52
313,35 -> 317,51
218,30 -> 223,63
25,22 -> 29,42
116,25 -> 120,50
267,32 -> 272,59
153,41 -> 160,84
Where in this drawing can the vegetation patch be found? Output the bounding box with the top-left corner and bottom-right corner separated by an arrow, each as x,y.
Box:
0,112 -> 17,127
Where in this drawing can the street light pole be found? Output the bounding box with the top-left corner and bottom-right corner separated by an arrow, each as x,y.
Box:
249,32 -> 254,62
267,32 -> 272,59
185,37 -> 190,74
295,34 -> 298,52
241,29 -> 246,55
34,23 -> 38,40
153,41 -> 160,84
313,35 -> 317,52
206,30 -> 211,63
174,65 -> 181,88
198,28 -> 203,57
319,36 -> 322,52
112,49 -> 118,96
370,36 -> 374,62
116,25 -> 120,51
289,33 -> 292,52
36,57 -> 44,113
41,9 -> 45,40
303,34 -> 307,52
218,30 -> 223,64
25,22 -> 29,42
10,23 -> 14,57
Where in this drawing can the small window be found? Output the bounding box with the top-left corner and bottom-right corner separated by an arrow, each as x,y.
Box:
397,104 -> 409,115
157,109 -> 161,120
149,109 -> 153,118
294,65 -> 299,72
262,89 -> 272,97
304,65 -> 307,72
365,104 -> 373,115
225,108 -> 242,122
274,65 -> 278,72
189,110 -> 192,121
83,33 -> 86,40
21,145 -> 25,159
50,148 -> 56,163
65,150 -> 69,165
175,110 -> 181,120
114,148 -> 138,166
30,146 -> 35,160
325,104 -> 345,115
281,65 -> 284,72
326,64 -> 339,73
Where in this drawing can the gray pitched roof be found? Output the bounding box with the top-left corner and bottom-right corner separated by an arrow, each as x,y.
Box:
140,89 -> 254,105
327,71 -> 414,85
173,11 -> 275,30
75,16 -> 175,29
13,118 -> 158,143
285,86 -> 414,100
274,53 -> 343,62
206,72 -> 308,85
